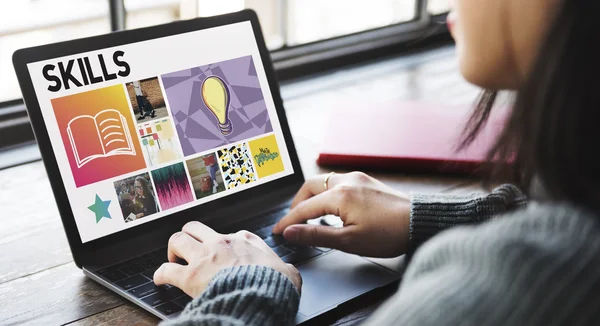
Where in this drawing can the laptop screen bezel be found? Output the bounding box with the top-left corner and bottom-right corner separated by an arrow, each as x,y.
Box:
12,9 -> 304,267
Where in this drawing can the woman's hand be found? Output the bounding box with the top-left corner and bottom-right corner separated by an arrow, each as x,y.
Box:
154,221 -> 302,298
272,172 -> 410,258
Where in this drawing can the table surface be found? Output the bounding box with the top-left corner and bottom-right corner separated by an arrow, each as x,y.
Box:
0,45 -> 483,326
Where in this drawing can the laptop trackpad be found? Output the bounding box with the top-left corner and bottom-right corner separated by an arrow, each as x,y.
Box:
296,250 -> 399,318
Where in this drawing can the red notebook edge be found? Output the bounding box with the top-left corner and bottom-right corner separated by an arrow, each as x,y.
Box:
315,100 -> 510,176
316,153 -> 489,175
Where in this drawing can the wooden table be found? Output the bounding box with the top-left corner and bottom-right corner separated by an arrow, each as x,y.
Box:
0,45 -> 482,325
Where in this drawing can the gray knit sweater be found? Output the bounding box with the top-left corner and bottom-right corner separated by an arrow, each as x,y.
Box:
163,184 -> 600,325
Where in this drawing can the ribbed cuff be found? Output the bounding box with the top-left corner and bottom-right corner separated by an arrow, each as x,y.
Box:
172,265 -> 299,326
408,184 -> 526,256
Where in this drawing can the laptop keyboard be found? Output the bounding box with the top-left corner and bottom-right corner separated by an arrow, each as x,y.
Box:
96,210 -> 332,317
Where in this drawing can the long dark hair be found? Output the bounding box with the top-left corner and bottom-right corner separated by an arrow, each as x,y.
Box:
135,176 -> 153,198
461,0 -> 600,211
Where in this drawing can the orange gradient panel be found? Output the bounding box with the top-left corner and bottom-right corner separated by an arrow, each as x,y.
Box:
52,84 -> 146,187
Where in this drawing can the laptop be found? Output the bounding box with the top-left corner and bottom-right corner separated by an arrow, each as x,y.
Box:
12,9 -> 401,324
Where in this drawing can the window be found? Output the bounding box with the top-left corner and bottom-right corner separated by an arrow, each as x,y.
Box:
125,0 -> 181,30
125,0 -> 446,49
428,0 -> 451,15
0,0 -> 110,103
122,0 -> 287,50
0,0 -> 449,154
286,0 -> 417,46
1,0 -> 449,103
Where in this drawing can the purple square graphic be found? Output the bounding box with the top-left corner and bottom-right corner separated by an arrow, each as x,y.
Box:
161,56 -> 273,156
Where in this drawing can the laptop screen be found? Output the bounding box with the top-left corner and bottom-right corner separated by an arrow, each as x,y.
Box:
25,21 -> 294,243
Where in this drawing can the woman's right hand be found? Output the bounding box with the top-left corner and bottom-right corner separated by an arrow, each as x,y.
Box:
272,172 -> 411,258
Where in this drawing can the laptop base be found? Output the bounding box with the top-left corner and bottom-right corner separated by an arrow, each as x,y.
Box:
84,208 -> 402,324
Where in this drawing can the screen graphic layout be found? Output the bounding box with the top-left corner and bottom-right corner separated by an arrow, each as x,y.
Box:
27,22 -> 294,242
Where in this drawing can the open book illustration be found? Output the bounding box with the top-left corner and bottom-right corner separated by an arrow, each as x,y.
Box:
67,109 -> 136,168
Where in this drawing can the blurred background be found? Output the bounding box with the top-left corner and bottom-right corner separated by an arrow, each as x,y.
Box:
0,0 -> 449,103
0,0 -> 453,169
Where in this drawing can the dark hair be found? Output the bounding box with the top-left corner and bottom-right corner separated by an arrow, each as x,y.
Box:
135,176 -> 153,197
461,0 -> 600,211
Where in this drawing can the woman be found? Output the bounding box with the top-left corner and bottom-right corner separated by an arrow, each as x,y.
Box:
133,176 -> 158,219
155,0 -> 600,325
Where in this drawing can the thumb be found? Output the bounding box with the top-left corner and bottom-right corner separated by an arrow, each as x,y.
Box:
283,224 -> 352,250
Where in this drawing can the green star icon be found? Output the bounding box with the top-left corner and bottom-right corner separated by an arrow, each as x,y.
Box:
88,194 -> 112,223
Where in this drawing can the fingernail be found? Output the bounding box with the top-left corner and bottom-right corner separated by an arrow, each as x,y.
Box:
284,226 -> 299,242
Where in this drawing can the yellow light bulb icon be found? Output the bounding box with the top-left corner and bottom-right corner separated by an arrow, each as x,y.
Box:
201,76 -> 233,135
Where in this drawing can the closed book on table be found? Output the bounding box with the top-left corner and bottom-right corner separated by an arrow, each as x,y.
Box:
316,100 -> 508,175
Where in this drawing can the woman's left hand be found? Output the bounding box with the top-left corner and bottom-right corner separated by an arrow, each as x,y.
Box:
153,221 -> 302,298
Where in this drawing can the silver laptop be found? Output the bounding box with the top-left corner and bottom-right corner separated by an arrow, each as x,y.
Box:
12,9 -> 401,324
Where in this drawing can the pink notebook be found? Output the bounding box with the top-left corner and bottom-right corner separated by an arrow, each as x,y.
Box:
316,100 -> 508,175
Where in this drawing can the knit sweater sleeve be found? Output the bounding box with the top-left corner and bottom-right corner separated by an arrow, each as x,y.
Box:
363,204 -> 600,325
161,184 -> 527,326
408,183 -> 527,255
161,265 -> 299,326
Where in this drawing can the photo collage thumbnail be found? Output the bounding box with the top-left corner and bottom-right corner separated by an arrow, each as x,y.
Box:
186,153 -> 226,200
51,55 -> 286,225
113,172 -> 159,223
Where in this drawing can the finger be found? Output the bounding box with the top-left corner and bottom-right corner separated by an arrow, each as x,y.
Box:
182,221 -> 220,243
167,231 -> 203,263
289,178 -> 321,209
153,262 -> 187,287
283,224 -> 354,250
290,173 -> 341,208
274,191 -> 341,234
